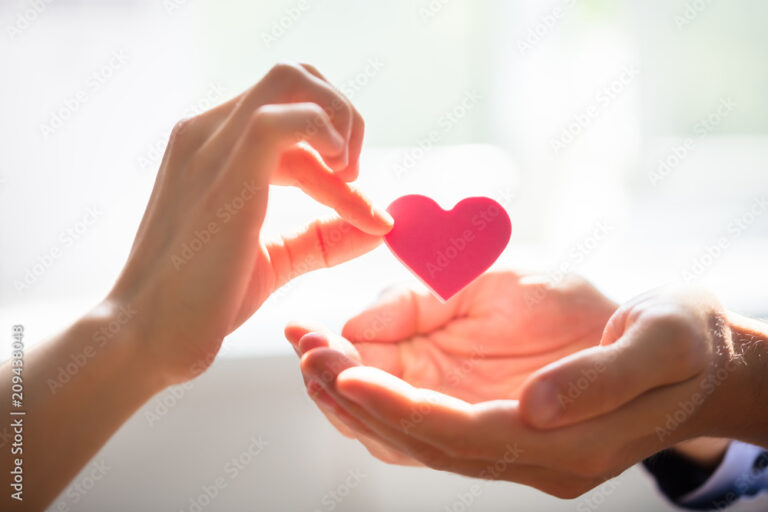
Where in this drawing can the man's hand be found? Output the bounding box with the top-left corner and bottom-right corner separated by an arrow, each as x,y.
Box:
285,276 -> 768,498
284,271 -> 618,486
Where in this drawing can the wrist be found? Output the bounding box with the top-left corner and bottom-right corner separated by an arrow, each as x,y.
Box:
721,312 -> 768,446
83,299 -> 171,396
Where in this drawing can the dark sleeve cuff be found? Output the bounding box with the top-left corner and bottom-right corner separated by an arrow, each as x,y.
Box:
642,448 -> 719,504
643,441 -> 768,510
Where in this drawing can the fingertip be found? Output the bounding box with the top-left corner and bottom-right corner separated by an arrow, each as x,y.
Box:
519,377 -> 562,429
340,310 -> 385,343
298,332 -> 330,354
373,206 -> 395,234
341,287 -> 413,343
300,347 -> 359,386
340,317 -> 363,342
284,323 -> 311,345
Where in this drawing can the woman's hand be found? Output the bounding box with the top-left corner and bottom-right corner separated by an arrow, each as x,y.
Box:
286,279 -> 768,498
110,62 -> 392,386
2,63 -> 392,510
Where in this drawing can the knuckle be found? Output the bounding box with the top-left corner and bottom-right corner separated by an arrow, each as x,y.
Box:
247,107 -> 274,137
654,309 -> 691,337
268,61 -> 302,82
330,95 -> 352,119
298,62 -> 320,75
561,272 -> 589,290
673,334 -> 710,375
652,311 -> 710,373
170,117 -> 193,142
304,102 -> 327,119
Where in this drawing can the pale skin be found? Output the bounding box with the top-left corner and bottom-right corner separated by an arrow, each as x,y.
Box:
287,272 -> 768,498
0,62 -> 394,511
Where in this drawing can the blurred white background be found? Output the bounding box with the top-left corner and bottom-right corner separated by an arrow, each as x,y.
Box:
1,0 -> 768,510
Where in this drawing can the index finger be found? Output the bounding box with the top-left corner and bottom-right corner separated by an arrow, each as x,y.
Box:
279,148 -> 392,235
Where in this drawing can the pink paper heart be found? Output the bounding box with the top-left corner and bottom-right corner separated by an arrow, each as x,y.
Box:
384,195 -> 512,301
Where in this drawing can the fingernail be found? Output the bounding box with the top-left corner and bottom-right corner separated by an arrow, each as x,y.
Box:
525,380 -> 561,427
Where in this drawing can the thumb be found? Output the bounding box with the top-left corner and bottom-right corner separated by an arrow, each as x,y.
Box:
519,313 -> 705,429
264,216 -> 382,291
341,286 -> 460,343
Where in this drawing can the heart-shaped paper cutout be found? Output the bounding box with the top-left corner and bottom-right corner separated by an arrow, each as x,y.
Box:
384,194 -> 511,301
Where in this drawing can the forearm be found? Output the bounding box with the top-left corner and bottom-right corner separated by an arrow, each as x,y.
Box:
1,301 -> 166,510
726,311 -> 768,448
672,312 -> 768,461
